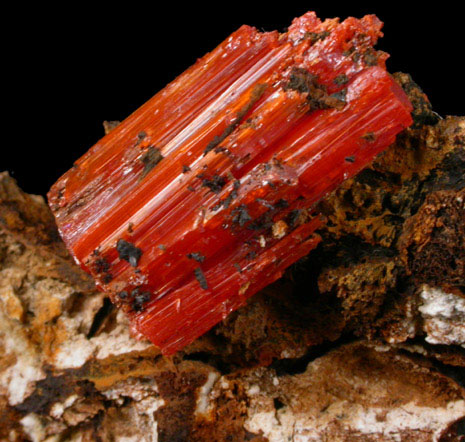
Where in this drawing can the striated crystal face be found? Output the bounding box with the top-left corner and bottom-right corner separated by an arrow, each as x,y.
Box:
48,12 -> 413,354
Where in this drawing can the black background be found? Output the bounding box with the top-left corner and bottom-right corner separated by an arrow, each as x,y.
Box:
3,3 -> 463,195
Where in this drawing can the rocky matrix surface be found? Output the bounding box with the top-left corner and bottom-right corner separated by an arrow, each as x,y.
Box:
1,76 -> 464,441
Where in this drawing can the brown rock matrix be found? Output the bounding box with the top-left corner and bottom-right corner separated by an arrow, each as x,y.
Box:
1,74 -> 464,440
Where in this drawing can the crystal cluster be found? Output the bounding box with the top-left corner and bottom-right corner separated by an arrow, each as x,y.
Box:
48,12 -> 413,354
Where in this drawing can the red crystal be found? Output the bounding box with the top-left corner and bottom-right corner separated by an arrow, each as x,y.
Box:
48,12 -> 413,355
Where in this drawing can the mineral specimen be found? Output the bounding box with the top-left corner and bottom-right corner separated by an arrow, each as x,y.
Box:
48,12 -> 413,354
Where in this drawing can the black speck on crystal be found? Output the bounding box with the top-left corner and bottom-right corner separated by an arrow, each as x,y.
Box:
94,258 -> 110,273
194,267 -> 208,290
187,252 -> 206,263
117,291 -> 128,300
140,146 -> 164,179
132,291 -> 151,312
116,239 -> 142,267
201,175 -> 227,194
232,204 -> 252,226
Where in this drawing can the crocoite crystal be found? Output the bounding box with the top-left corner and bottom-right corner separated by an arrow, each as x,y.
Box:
48,12 -> 413,354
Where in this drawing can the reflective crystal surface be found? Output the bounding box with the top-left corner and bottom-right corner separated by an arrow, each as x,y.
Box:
48,12 -> 413,354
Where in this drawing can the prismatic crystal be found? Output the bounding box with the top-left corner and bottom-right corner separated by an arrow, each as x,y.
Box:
48,12 -> 413,354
